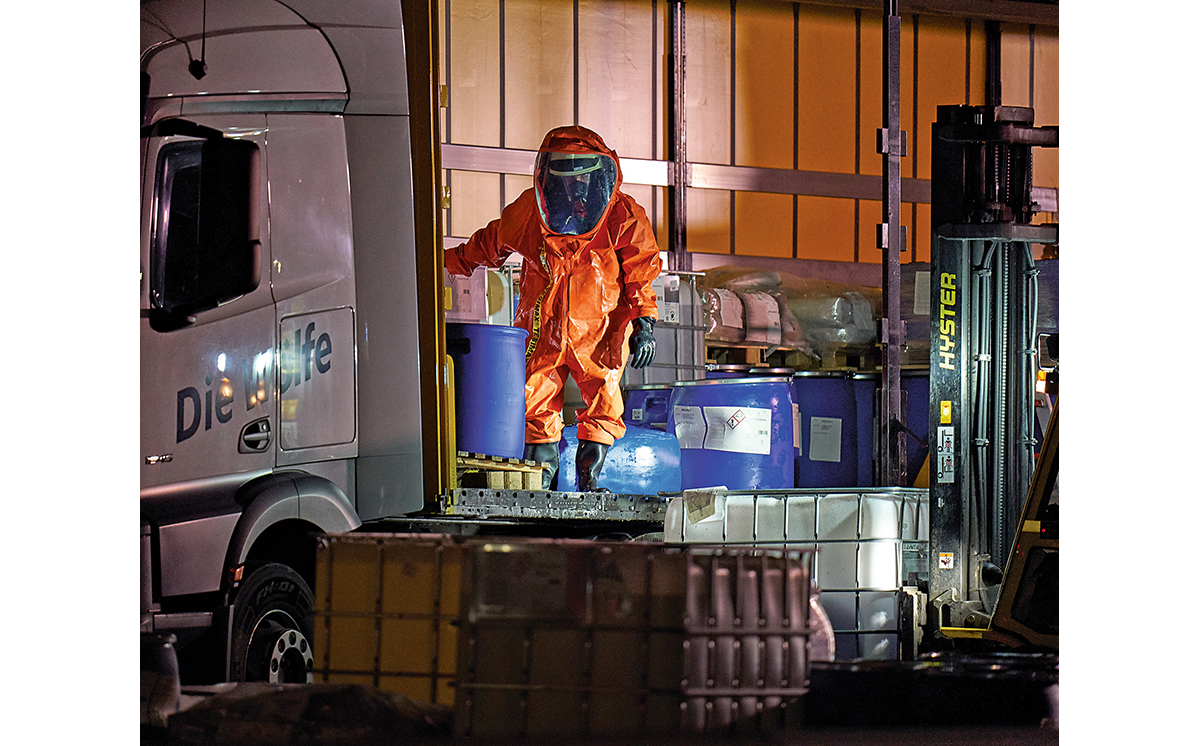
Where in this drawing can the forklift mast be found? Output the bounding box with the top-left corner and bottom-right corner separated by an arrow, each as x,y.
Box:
926,105 -> 1058,633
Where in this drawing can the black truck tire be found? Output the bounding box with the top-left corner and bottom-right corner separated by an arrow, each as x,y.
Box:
227,562 -> 315,683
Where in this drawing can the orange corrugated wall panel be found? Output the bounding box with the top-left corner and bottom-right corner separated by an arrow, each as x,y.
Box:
734,2 -> 795,259
795,5 -> 857,262
685,0 -> 733,256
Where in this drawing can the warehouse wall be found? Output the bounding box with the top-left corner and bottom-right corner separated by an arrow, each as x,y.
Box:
438,0 -> 1058,265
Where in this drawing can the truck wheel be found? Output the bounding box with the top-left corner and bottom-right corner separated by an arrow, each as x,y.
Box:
228,562 -> 315,683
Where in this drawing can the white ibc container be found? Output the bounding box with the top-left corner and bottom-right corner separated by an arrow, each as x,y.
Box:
662,488 -> 928,662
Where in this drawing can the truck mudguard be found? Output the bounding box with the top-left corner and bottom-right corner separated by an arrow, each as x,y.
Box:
222,470 -> 360,579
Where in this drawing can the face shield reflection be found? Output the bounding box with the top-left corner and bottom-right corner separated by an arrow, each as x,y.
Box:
536,152 -> 617,235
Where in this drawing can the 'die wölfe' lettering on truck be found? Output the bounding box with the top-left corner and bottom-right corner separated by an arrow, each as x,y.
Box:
938,272 -> 957,371
176,322 -> 334,443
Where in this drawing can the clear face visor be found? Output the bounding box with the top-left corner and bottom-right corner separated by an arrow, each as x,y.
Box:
535,152 -> 617,235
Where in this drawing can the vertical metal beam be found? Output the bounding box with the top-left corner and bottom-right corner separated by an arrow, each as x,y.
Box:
880,1 -> 905,486
985,20 -> 1001,107
401,0 -> 452,500
669,1 -> 690,272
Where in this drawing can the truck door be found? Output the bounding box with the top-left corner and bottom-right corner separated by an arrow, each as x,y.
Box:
140,114 -> 275,552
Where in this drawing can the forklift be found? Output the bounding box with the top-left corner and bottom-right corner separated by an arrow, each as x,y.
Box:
904,104 -> 1059,654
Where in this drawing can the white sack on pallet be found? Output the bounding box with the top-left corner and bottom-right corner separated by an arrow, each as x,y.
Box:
737,290 -> 782,345
702,287 -> 745,343
770,289 -> 807,350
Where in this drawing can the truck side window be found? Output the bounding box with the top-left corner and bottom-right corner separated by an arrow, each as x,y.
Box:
149,137 -> 259,331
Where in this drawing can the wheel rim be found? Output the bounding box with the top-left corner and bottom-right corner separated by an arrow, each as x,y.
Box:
245,611 -> 313,683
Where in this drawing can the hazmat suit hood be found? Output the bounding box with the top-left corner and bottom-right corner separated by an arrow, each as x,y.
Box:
533,126 -> 623,237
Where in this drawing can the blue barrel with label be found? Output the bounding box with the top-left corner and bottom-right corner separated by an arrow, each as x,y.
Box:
623,384 -> 673,429
446,322 -> 528,459
851,373 -> 876,487
668,377 -> 794,490
793,371 -> 858,488
557,424 -> 681,493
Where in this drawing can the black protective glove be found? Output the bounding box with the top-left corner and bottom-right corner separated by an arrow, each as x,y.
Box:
628,316 -> 656,369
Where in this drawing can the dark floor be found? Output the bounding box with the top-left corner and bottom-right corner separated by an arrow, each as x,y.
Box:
144,652 -> 1058,745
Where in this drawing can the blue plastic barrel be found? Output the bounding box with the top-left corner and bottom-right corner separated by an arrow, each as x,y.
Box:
851,373 -> 876,487
446,322 -> 528,459
668,377 -> 794,490
793,371 -> 858,488
705,364 -> 753,379
557,424 -> 681,493
749,367 -> 796,377
623,384 -> 673,429
849,369 -> 931,487
901,369 -> 931,483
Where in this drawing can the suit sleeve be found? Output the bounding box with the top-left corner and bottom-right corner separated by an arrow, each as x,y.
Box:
613,195 -> 663,319
444,216 -> 512,277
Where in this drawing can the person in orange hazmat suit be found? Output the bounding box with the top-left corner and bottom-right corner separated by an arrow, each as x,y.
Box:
444,125 -> 662,491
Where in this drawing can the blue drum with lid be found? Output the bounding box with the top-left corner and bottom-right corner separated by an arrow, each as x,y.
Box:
446,323 -> 528,459
668,377 -> 794,490
793,371 -> 858,488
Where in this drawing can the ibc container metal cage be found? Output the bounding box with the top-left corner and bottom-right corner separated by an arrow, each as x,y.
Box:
663,488 -> 930,661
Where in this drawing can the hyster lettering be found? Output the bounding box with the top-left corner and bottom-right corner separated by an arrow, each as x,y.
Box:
938,272 -> 957,371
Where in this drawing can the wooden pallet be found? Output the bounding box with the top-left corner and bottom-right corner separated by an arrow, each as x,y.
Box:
456,452 -> 546,491
817,344 -> 879,371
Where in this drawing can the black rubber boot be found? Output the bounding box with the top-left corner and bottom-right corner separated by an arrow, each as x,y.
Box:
523,442 -> 559,491
575,440 -> 610,493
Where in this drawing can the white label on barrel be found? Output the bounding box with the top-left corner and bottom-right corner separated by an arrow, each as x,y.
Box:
702,405 -> 772,455
632,407 -> 644,421
673,405 -> 707,449
793,404 -> 802,456
663,301 -> 680,324
809,417 -> 842,462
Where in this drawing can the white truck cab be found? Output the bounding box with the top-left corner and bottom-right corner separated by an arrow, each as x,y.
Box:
140,0 -> 434,682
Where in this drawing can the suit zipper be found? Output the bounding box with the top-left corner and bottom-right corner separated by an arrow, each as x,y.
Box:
526,246 -> 552,361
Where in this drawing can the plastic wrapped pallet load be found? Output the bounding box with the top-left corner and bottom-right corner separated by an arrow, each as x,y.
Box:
313,535 -> 814,738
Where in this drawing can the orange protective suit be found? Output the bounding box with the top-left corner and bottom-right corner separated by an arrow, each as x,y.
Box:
445,126 -> 662,446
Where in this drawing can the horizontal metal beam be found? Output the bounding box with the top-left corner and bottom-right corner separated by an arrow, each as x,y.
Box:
441,144 -> 671,186
441,144 -> 1059,212
689,162 -> 933,203
761,0 -> 1058,27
